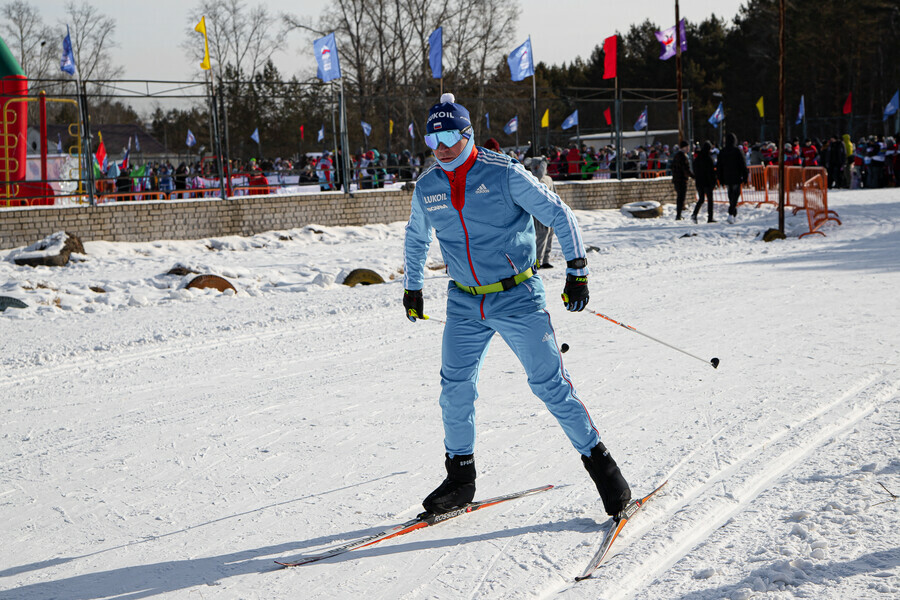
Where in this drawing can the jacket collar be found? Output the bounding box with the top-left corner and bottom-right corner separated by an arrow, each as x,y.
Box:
436,135 -> 476,172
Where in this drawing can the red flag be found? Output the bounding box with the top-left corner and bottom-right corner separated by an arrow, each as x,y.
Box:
602,35 -> 617,79
95,134 -> 107,173
604,107 -> 612,126
842,93 -> 852,115
300,124 -> 305,140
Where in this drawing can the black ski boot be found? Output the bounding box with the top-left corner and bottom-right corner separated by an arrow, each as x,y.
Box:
582,442 -> 631,517
422,453 -> 476,514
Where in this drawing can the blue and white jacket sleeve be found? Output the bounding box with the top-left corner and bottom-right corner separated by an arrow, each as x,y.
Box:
507,163 -> 589,277
402,188 -> 433,290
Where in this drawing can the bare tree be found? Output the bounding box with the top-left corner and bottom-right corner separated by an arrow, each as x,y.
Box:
62,0 -> 123,82
0,0 -> 58,80
183,0 -> 287,80
447,0 -> 519,134
281,0 -> 518,149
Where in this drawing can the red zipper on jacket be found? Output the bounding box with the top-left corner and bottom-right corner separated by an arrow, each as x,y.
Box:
445,146 -> 486,318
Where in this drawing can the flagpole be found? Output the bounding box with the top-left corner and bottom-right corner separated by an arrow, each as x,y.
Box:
615,75 -> 622,180
777,0 -> 786,234
575,106 -> 581,149
217,77 -> 233,196
802,99 -> 807,141
530,36 -> 538,158
207,70 -> 228,200
675,0 -> 684,143
68,29 -> 96,206
330,81 -> 338,177
339,76 -> 351,195
848,100 -> 853,141
644,108 -> 649,149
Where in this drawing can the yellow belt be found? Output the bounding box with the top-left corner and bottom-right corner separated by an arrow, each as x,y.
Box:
454,267 -> 536,295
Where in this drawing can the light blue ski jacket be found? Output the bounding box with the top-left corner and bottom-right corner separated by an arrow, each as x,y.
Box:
404,143 -> 589,319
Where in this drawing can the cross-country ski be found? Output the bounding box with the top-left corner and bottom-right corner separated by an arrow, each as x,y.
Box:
275,484 -> 553,567
575,480 -> 668,581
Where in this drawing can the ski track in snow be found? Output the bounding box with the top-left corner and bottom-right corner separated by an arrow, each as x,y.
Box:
546,370 -> 899,600
1,190 -> 899,599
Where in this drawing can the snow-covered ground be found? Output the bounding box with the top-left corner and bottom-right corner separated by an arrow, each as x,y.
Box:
1,189 -> 898,600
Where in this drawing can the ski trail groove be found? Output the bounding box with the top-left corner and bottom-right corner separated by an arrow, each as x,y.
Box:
601,370 -> 899,600
537,369 -> 898,599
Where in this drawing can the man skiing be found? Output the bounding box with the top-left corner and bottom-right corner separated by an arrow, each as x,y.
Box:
403,93 -> 631,519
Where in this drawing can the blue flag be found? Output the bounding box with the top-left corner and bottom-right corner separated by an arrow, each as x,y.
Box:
428,27 -> 442,79
317,125 -> 325,142
186,129 -> 196,147
708,102 -> 725,128
507,38 -> 534,82
795,95 -> 805,125
361,121 -> 372,137
503,116 -> 518,135
250,128 -> 260,144
60,25 -> 76,75
883,90 -> 899,121
485,112 -> 490,131
561,110 -> 578,130
634,106 -> 648,131
314,32 -> 342,83
134,135 -> 141,153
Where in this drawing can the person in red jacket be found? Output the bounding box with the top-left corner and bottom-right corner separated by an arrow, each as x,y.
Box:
248,158 -> 270,195
565,145 -> 582,180
800,139 -> 819,166
783,144 -> 801,166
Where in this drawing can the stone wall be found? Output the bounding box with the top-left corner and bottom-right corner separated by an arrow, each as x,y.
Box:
0,178 -> 673,250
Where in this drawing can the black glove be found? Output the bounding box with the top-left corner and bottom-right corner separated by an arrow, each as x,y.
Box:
562,274 -> 589,312
403,289 -> 424,322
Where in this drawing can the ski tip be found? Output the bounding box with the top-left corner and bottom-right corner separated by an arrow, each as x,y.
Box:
574,574 -> 592,582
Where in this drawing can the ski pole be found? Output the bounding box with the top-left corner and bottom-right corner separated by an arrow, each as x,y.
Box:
408,310 -> 446,324
587,309 -> 719,369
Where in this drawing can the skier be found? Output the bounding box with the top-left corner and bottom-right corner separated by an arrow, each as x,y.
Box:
403,93 -> 631,519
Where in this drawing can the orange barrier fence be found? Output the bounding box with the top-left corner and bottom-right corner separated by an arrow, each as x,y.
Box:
799,174 -> 841,238
168,189 -> 222,200
703,165 -> 828,212
743,165 -> 769,206
639,169 -> 667,179
98,191 -> 169,203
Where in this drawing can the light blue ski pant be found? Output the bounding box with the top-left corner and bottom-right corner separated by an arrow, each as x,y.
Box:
439,309 -> 601,458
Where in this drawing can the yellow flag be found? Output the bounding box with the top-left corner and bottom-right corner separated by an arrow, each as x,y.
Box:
195,17 -> 211,71
755,96 -> 764,118
389,119 -> 394,135
541,108 -> 549,128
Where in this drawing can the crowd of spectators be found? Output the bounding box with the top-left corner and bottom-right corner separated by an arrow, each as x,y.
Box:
95,132 -> 898,198
533,134 -> 899,189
